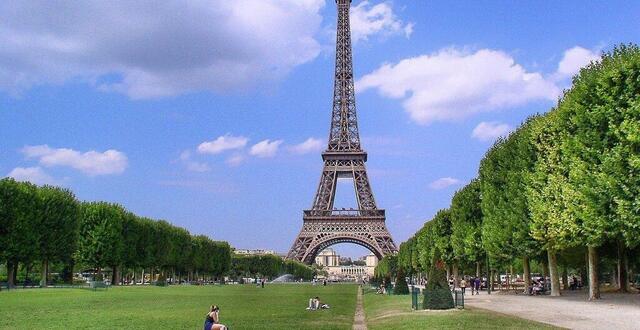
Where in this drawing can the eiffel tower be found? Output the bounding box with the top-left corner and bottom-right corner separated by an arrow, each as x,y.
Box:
287,0 -> 397,264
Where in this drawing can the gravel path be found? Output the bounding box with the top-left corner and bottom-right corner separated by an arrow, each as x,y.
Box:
352,286 -> 368,330
464,290 -> 640,329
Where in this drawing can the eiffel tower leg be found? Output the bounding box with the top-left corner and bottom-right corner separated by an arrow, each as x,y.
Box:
353,162 -> 376,210
311,161 -> 338,211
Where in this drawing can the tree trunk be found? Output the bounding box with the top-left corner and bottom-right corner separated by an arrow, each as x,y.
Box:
40,259 -> 49,287
617,241 -> 629,292
8,261 -> 18,288
111,265 -> 118,286
445,265 -> 451,283
23,263 -> 30,288
523,256 -> 531,292
562,268 -> 568,291
6,261 -> 16,288
547,249 -> 561,296
141,268 -> 145,284
492,269 -> 496,291
588,246 -> 600,300
63,260 -> 74,284
542,257 -> 549,278
476,262 -> 481,277
452,263 -> 459,288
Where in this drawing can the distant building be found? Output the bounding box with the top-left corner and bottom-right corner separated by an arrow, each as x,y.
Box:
315,248 -> 339,266
316,249 -> 378,280
234,248 -> 277,256
365,253 -> 378,268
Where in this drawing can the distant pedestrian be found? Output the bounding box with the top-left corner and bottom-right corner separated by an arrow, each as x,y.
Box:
474,277 -> 481,294
470,277 -> 476,295
460,278 -> 467,295
323,279 -> 327,286
261,278 -> 265,288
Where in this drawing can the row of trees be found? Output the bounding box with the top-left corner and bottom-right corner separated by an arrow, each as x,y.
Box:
230,254 -> 316,281
389,45 -> 640,300
0,178 -> 231,287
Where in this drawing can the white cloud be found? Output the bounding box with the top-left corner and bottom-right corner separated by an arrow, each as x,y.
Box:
179,150 -> 210,172
429,177 -> 461,190
350,1 -> 413,42
197,135 -> 248,155
22,145 -> 127,176
556,46 -> 599,79
7,166 -> 57,185
288,137 -> 324,154
471,121 -> 513,142
357,48 -> 560,124
249,139 -> 283,158
226,154 -> 245,167
0,0 -> 325,98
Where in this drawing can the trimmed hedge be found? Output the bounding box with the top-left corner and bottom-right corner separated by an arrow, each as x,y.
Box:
423,287 -> 454,309
423,252 -> 454,309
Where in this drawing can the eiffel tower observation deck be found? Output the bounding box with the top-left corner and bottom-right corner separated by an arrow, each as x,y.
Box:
287,0 -> 397,264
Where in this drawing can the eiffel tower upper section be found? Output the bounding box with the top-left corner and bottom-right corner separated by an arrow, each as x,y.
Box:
325,0 -> 363,156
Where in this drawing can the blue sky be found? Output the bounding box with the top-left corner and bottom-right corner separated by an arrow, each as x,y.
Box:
1,0 -> 639,258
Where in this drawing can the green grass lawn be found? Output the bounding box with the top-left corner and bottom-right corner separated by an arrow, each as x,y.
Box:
0,284 -> 357,330
362,290 -> 559,330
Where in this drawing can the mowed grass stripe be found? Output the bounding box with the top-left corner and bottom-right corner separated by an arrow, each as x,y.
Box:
0,284 -> 358,330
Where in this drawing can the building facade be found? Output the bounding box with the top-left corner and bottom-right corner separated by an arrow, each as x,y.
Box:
315,248 -> 340,267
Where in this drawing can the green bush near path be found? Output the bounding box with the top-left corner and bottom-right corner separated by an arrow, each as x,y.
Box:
0,284 -> 356,329
363,291 -> 558,329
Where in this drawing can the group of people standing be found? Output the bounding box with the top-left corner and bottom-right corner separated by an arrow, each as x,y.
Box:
457,276 -> 482,295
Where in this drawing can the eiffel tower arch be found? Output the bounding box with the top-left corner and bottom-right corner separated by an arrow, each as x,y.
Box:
287,0 -> 397,264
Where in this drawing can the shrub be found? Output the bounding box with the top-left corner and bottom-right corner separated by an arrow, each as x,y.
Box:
423,257 -> 454,309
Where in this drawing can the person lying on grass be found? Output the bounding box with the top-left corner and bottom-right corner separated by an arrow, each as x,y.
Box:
204,305 -> 228,330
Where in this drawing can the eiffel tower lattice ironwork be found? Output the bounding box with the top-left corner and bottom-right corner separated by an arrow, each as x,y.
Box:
287,0 -> 397,264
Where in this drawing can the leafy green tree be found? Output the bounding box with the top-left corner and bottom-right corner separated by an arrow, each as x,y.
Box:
557,45 -> 640,295
397,238 -> 416,275
0,179 -> 41,287
75,202 -> 125,280
36,185 -> 79,286
374,255 -> 397,283
480,117 -> 541,290
528,109 -> 579,297
393,268 -> 409,294
450,179 -> 484,276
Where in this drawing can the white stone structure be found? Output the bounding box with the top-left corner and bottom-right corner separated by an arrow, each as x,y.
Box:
315,248 -> 340,266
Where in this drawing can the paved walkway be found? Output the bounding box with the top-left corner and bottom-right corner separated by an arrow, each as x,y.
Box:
353,286 -> 368,330
464,290 -> 640,329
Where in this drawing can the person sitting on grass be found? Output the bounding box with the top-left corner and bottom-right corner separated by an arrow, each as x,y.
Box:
306,297 -> 330,310
204,305 -> 227,330
307,297 -> 318,310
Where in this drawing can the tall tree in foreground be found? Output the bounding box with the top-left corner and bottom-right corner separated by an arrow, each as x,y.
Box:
528,110 -> 578,297
450,179 -> 484,276
37,186 -> 79,286
480,117 -> 541,291
76,202 -> 125,280
558,45 -> 640,294
0,179 -> 40,287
